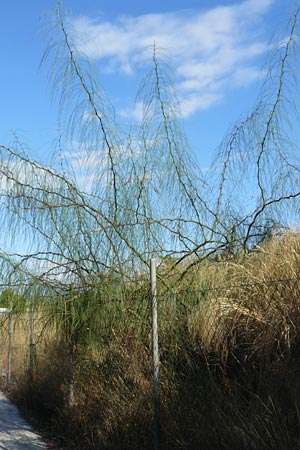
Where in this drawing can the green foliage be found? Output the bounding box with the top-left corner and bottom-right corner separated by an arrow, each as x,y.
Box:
0,288 -> 26,310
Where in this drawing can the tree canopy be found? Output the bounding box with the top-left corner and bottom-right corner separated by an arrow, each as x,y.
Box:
0,3 -> 300,294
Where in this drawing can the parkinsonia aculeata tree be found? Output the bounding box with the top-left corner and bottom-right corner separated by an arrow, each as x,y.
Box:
0,3 -> 299,294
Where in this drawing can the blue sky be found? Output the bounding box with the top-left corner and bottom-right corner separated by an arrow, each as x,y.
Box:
0,0 -> 291,170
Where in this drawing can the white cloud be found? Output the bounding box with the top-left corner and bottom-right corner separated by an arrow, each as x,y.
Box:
119,101 -> 144,122
0,159 -> 61,194
70,0 -> 275,117
61,139 -> 143,192
180,93 -> 223,117
232,67 -> 267,87
238,0 -> 274,14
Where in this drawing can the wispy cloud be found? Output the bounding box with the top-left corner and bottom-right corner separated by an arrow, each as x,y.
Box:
119,101 -> 144,122
70,0 -> 275,117
61,139 -> 143,192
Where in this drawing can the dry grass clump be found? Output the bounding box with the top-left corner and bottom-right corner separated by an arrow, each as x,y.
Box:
189,234 -> 300,365
9,331 -> 155,450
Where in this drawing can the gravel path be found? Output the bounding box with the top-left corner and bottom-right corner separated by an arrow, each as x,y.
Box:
0,392 -> 48,449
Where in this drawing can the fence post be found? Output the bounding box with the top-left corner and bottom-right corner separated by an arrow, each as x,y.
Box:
29,299 -> 35,382
7,302 -> 13,388
68,339 -> 75,406
150,258 -> 161,450
66,298 -> 75,407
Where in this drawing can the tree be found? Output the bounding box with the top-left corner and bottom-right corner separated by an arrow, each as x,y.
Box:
0,2 -> 299,294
